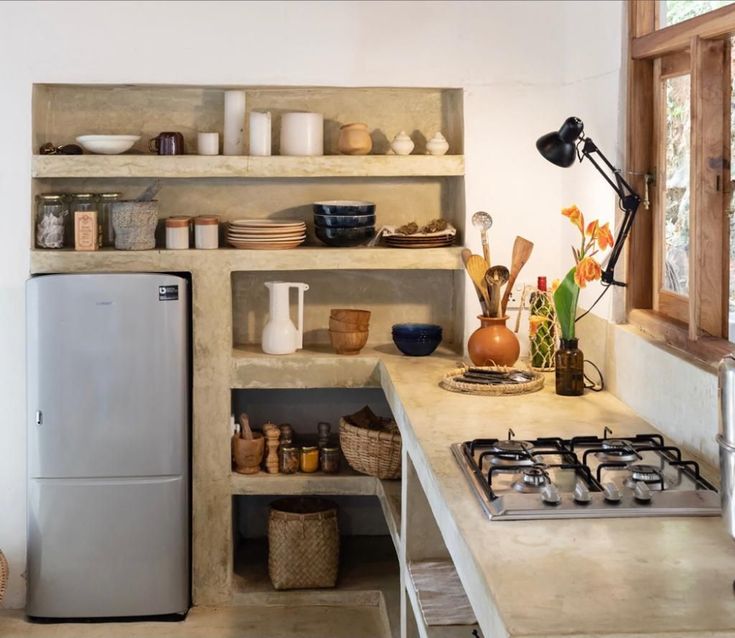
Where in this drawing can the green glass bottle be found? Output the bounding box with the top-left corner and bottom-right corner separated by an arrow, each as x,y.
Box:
529,277 -> 556,370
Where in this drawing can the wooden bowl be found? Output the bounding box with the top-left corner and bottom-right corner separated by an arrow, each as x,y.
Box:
329,317 -> 369,332
328,329 -> 369,355
330,308 -> 371,323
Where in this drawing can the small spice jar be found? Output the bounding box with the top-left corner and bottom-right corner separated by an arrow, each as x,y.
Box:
194,215 -> 219,249
319,446 -> 340,474
165,216 -> 191,249
279,446 -> 299,474
299,446 -> 319,473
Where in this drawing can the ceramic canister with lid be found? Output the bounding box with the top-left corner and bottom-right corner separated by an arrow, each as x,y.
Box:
280,112 -> 324,156
165,216 -> 191,249
194,216 -> 219,249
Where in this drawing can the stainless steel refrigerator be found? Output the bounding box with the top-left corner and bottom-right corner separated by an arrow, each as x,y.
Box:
26,273 -> 189,618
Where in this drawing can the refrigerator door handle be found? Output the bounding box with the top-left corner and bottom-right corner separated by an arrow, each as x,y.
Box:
36,410 -> 43,425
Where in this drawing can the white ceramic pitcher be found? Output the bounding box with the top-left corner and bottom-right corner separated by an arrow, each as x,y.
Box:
262,281 -> 309,355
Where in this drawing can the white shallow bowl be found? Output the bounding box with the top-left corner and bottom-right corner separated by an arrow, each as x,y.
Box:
75,135 -> 141,155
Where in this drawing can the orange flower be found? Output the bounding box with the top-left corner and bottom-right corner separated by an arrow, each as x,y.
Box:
529,315 -> 548,338
574,256 -> 602,288
586,220 -> 599,238
550,278 -> 561,293
562,205 -> 584,234
596,222 -> 614,250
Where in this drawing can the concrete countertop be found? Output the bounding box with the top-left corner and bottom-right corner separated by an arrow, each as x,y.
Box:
378,350 -> 735,638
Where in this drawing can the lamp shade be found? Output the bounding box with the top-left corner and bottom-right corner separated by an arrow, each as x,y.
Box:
536,116 -> 584,168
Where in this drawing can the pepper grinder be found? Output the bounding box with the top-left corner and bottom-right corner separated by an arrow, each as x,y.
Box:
263,422 -> 280,473
317,421 -> 331,449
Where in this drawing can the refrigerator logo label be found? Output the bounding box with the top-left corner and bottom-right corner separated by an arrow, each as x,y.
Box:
159,285 -> 179,301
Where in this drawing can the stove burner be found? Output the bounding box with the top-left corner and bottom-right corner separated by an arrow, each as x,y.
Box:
595,438 -> 639,463
512,466 -> 549,493
488,439 -> 537,468
625,463 -> 668,490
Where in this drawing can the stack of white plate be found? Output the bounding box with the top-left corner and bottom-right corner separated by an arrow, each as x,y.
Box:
226,219 -> 306,250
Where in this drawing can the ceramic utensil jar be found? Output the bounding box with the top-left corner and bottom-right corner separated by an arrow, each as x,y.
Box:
262,281 -> 310,355
467,315 -> 520,367
338,123 -> 372,155
194,216 -> 219,249
280,112 -> 323,156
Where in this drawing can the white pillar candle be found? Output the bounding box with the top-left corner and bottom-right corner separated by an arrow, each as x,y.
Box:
249,112 -> 272,156
280,112 -> 324,156
223,90 -> 246,155
197,132 -> 219,156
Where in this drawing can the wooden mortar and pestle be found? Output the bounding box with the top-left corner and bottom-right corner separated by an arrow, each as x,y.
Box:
232,413 -> 265,474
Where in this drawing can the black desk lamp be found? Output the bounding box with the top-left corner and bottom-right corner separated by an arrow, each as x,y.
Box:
536,116 -> 641,287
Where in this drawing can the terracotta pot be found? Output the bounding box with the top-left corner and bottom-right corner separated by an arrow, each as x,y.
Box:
467,315 -> 520,367
337,123 -> 372,155
232,432 -> 265,474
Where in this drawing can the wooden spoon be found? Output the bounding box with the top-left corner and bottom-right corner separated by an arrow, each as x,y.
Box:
485,265 -> 510,318
464,254 -> 491,315
501,236 -> 534,315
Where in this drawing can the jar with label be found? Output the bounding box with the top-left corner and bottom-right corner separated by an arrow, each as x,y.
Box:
299,446 -> 319,473
165,216 -> 191,249
69,193 -> 97,243
279,446 -> 299,474
194,216 -> 219,249
319,447 -> 340,474
98,193 -> 121,247
36,194 -> 67,248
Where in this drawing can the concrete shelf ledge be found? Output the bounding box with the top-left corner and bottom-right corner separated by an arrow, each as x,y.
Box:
32,154 -> 465,179
30,246 -> 465,274
230,469 -> 378,496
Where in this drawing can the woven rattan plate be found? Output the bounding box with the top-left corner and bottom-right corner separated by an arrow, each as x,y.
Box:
440,365 -> 545,396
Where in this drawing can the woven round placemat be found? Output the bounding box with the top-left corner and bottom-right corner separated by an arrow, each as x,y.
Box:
440,365 -> 545,396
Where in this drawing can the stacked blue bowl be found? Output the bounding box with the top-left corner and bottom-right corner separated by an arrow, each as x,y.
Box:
314,200 -> 377,247
392,323 -> 443,356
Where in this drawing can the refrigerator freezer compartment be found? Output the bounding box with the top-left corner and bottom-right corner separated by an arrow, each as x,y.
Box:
27,475 -> 188,618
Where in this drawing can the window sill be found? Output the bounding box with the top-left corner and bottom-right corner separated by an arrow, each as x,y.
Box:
628,309 -> 735,372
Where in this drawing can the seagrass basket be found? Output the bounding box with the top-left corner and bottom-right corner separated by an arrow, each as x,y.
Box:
268,497 -> 339,590
0,549 -> 8,603
339,417 -> 401,480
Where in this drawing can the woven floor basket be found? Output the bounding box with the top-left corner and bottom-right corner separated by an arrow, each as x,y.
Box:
268,497 -> 339,590
339,418 -> 401,479
0,550 -> 8,603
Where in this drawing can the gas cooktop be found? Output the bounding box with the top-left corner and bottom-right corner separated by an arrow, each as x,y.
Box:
452,428 -> 720,520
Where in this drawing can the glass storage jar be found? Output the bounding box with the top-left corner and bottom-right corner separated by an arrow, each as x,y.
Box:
319,447 -> 340,474
98,192 -> 121,247
36,194 -> 67,248
299,446 -> 319,473
279,446 -> 299,474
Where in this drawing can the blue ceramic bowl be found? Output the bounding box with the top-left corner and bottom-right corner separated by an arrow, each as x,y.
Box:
313,200 -> 376,216
391,324 -> 442,356
315,225 -> 376,247
314,213 -> 376,228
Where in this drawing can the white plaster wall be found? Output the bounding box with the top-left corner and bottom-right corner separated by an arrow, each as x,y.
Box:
0,0 -> 574,608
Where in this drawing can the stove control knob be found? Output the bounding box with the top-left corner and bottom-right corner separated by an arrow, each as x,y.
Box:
633,481 -> 652,503
573,481 -> 591,504
603,482 -> 622,503
541,484 -> 561,505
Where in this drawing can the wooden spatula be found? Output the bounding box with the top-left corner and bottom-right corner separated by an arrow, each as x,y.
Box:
465,254 -> 491,315
501,236 -> 534,315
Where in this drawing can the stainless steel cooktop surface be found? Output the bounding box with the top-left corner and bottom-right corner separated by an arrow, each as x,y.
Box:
452,428 -> 720,520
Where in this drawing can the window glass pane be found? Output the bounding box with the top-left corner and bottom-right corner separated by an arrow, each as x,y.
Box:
663,0 -> 735,26
663,74 -> 690,294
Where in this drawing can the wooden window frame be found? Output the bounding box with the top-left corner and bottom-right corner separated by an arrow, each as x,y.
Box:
626,0 -> 735,368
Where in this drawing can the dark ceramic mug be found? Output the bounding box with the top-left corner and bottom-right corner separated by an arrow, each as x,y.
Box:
149,132 -> 185,155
